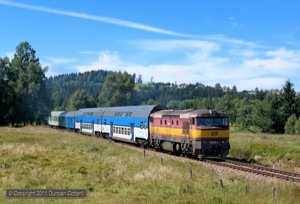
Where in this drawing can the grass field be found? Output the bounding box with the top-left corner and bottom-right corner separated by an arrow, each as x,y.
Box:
0,126 -> 299,203
229,131 -> 300,172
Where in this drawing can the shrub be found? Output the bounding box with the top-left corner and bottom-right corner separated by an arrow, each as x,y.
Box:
285,114 -> 297,134
295,118 -> 300,135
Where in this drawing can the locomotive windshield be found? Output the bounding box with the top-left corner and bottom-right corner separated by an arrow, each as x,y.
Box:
197,117 -> 228,127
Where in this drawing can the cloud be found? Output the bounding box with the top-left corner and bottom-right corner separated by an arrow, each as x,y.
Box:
201,34 -> 261,48
130,40 -> 219,52
42,57 -> 77,77
76,51 -> 122,73
44,57 -> 77,65
1,52 -> 14,59
244,47 -> 300,76
0,0 -> 193,37
73,40 -> 300,91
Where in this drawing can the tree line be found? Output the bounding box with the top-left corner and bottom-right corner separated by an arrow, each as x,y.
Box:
0,42 -> 50,126
1,42 -> 300,134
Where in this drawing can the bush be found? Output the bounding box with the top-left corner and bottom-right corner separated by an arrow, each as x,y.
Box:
295,118 -> 300,135
285,114 -> 297,134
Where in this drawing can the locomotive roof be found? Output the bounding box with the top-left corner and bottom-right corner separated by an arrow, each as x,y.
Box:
188,109 -> 227,117
150,109 -> 227,118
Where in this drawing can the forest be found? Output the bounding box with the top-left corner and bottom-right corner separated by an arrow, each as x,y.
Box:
1,42 -> 300,134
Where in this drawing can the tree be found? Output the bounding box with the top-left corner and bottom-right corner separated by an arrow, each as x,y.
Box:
295,118 -> 300,135
251,100 -> 274,133
67,90 -> 96,110
7,42 -> 50,125
137,74 -> 143,84
264,93 -> 286,133
235,101 -> 256,132
285,114 -> 297,134
98,71 -> 135,107
167,100 -> 180,109
232,85 -> 237,93
0,57 -> 10,125
281,80 -> 296,118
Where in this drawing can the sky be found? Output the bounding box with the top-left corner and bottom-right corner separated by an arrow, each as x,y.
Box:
0,0 -> 300,92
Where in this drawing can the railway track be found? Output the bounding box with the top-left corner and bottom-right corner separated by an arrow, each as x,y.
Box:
75,131 -> 300,184
116,142 -> 300,184
204,159 -> 300,183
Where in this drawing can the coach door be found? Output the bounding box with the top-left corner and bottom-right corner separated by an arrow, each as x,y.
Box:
80,120 -> 82,132
130,123 -> 134,141
110,122 -> 114,139
92,121 -> 94,134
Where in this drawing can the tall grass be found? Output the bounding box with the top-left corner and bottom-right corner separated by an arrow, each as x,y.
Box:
0,126 -> 299,203
229,131 -> 300,172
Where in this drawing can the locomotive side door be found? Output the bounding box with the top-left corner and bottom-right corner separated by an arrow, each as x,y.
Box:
181,119 -> 191,153
166,116 -> 172,137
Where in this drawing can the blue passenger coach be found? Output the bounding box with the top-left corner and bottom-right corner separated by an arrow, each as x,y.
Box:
49,105 -> 165,146
64,111 -> 78,129
75,108 -> 106,135
101,105 -> 165,146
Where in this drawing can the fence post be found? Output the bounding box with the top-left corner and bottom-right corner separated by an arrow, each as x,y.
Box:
189,169 -> 192,179
272,187 -> 276,198
245,185 -> 248,196
143,150 -> 146,159
220,179 -> 224,188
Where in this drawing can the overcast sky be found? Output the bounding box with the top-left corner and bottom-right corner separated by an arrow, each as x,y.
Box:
1,0 -> 300,91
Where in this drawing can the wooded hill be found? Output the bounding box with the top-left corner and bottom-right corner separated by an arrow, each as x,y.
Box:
1,42 -> 300,134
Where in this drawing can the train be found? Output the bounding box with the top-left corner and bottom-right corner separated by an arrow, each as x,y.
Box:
48,105 -> 230,159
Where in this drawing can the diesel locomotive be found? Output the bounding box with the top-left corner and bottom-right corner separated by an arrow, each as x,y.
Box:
48,105 -> 230,159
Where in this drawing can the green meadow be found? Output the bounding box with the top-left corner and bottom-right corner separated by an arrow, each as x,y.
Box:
0,126 -> 299,204
229,129 -> 300,173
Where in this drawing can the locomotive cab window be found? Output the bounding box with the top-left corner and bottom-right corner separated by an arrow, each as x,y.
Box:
197,117 -> 229,127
